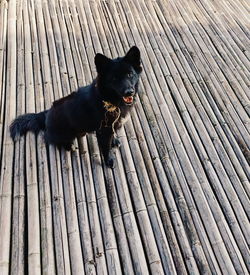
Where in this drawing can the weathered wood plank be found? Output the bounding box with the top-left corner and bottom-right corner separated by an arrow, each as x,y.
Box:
10,1 -> 26,274
0,0 -> 17,274
0,0 -> 8,165
29,0 -> 55,271
22,1 -> 41,273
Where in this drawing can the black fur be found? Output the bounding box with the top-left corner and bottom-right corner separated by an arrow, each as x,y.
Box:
10,46 -> 142,167
10,111 -> 47,140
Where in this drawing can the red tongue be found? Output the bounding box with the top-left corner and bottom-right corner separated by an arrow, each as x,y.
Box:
123,96 -> 133,103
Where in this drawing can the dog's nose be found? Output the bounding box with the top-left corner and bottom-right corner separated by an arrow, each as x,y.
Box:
124,89 -> 134,96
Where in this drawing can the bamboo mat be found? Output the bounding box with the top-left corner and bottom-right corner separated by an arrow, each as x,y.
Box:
0,0 -> 249,274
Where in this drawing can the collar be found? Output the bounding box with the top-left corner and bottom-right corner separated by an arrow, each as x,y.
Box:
103,101 -> 118,112
95,82 -> 118,112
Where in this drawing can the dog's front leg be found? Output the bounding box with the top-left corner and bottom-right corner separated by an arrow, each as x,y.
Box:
97,127 -> 115,168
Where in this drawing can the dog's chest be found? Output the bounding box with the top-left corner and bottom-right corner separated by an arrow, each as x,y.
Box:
99,106 -> 129,130
118,113 -> 129,125
115,109 -> 130,130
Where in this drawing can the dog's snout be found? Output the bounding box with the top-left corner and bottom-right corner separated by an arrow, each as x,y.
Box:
124,89 -> 134,96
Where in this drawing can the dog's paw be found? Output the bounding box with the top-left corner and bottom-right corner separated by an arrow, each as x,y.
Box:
105,156 -> 115,168
63,143 -> 78,151
112,138 -> 121,148
71,144 -> 78,152
64,143 -> 73,151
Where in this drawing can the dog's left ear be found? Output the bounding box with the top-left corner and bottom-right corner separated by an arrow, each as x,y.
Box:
124,46 -> 142,73
95,53 -> 111,74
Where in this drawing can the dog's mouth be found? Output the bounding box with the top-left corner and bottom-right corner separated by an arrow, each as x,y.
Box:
122,96 -> 134,105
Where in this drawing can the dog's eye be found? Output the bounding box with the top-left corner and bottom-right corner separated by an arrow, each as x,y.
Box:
128,72 -> 133,78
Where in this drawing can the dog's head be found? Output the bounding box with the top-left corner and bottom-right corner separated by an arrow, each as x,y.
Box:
95,46 -> 142,106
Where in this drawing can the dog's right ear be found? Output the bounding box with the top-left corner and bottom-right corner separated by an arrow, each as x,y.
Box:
95,53 -> 111,73
124,46 -> 142,73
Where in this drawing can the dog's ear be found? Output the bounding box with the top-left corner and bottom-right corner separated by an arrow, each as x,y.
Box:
95,53 -> 111,73
124,46 -> 142,73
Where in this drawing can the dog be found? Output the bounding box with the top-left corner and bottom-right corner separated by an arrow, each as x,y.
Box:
10,46 -> 142,167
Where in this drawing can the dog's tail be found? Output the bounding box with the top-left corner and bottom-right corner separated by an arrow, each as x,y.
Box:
10,110 -> 48,141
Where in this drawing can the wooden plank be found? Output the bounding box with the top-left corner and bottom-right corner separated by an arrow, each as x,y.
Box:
29,0 -> 56,272
10,1 -> 26,274
22,1 -> 41,273
0,0 -> 16,274
0,0 -> 8,164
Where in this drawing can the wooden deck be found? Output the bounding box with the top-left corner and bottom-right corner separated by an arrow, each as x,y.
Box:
0,0 -> 250,274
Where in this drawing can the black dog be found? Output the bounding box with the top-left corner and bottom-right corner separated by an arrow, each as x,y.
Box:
10,46 -> 142,167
